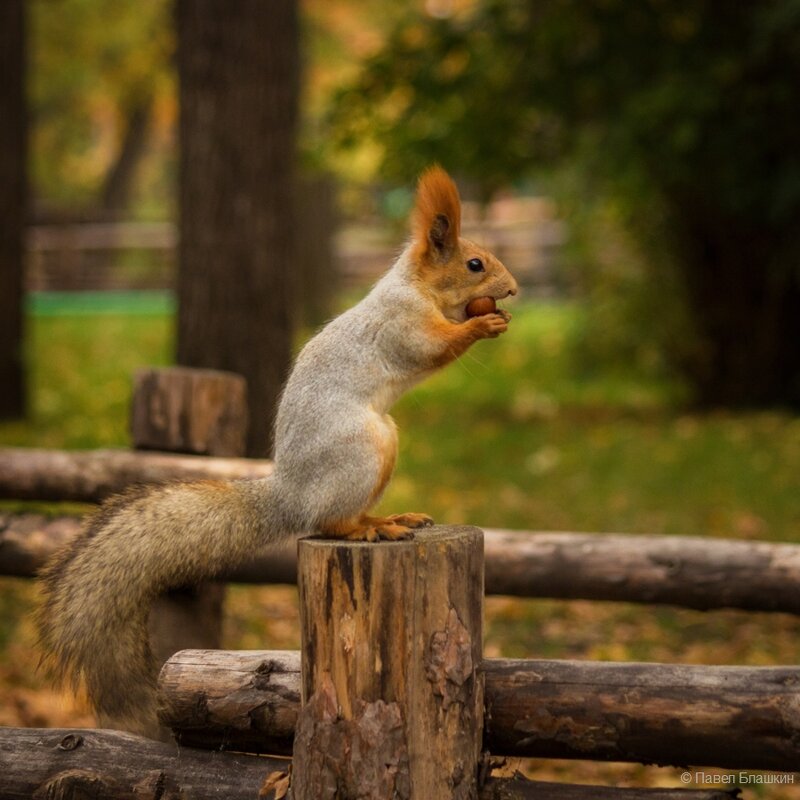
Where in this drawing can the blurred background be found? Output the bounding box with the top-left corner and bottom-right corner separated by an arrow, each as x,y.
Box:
1,0 -> 799,794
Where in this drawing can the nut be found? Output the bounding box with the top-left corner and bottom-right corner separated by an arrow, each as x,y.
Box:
465,296 -> 497,317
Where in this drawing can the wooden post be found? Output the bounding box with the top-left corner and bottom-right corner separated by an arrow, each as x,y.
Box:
291,525 -> 484,800
131,366 -> 248,456
131,367 -> 247,668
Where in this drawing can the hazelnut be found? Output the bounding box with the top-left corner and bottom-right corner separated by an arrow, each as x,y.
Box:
465,296 -> 497,317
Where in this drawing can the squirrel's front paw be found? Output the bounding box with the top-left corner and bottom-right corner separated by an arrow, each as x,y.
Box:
472,312 -> 509,339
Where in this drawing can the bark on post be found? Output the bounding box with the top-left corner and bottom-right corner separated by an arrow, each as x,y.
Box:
292,525 -> 484,800
131,367 -> 247,679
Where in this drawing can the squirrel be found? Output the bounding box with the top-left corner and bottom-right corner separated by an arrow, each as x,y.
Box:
37,166 -> 518,736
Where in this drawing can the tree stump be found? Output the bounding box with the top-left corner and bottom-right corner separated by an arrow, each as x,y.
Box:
291,525 -> 484,800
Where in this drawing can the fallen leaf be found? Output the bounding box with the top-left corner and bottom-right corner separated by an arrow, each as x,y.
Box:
260,769 -> 291,799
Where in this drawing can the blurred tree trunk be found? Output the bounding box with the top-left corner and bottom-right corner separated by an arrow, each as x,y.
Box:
100,93 -> 152,216
0,0 -> 26,420
293,174 -> 338,329
670,198 -> 800,409
176,0 -> 299,456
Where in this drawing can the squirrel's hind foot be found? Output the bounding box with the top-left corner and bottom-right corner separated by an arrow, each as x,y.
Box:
346,521 -> 413,542
385,512 -> 434,529
363,512 -> 434,541
321,512 -> 434,543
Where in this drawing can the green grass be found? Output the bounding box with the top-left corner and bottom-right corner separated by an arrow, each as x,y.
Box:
1,311 -> 173,450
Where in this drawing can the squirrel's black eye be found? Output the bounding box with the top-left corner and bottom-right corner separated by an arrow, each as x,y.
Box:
467,258 -> 484,273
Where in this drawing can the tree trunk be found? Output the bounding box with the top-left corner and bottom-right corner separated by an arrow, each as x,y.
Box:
671,199 -> 800,408
0,0 -> 26,420
100,94 -> 152,216
176,0 -> 299,456
293,174 -> 338,328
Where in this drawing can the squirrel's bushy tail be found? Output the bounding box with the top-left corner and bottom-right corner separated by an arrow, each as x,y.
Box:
37,477 -> 285,734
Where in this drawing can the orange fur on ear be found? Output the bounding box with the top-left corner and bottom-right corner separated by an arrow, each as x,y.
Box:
412,165 -> 461,258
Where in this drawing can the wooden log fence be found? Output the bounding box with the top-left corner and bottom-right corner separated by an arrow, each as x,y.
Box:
0,728 -> 739,800
147,526 -> 777,797
1,366 -> 798,797
4,509 -> 800,616
157,648 -> 800,772
156,527 -> 794,796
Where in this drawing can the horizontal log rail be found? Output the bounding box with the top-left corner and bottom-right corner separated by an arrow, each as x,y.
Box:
478,780 -> 738,800
0,727 -> 739,800
0,513 -> 81,577
4,511 -> 800,616
0,726 -> 288,800
0,512 -> 299,583
157,649 -> 800,772
0,447 -> 273,503
482,529 -> 800,614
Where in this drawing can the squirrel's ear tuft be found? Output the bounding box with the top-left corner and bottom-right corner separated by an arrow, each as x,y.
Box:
412,166 -> 461,260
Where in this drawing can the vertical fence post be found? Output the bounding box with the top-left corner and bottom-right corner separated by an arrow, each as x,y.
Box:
291,525 -> 484,800
131,366 -> 248,667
